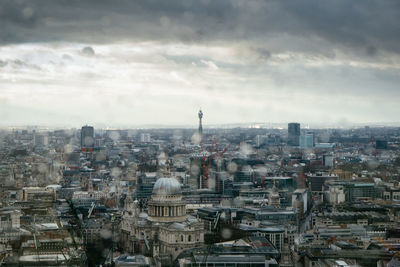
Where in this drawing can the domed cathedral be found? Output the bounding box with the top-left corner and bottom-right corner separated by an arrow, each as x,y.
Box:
148,178 -> 186,222
122,176 -> 204,265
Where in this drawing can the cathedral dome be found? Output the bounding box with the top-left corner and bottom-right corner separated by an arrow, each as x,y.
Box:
148,177 -> 186,222
152,177 -> 181,197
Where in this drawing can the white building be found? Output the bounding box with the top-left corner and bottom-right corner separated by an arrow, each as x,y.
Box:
327,185 -> 346,204
292,188 -> 309,215
21,187 -> 56,201
72,191 -> 107,201
140,133 -> 151,143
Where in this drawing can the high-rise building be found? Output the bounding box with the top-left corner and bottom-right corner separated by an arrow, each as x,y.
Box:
300,133 -> 314,148
376,140 -> 388,149
288,123 -> 300,146
140,133 -> 151,143
81,125 -> 94,148
34,134 -> 48,147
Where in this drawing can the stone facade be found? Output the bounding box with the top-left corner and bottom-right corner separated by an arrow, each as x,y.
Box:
121,177 -> 204,265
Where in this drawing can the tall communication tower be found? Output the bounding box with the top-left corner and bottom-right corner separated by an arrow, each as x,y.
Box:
198,109 -> 203,137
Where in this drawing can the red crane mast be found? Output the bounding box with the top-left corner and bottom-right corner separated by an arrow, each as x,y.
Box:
200,138 -> 229,191
214,141 -> 230,193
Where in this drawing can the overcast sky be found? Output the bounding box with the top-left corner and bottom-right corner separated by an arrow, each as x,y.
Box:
0,0 -> 399,128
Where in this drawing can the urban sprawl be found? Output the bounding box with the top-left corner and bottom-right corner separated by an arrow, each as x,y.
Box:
1,112 -> 400,266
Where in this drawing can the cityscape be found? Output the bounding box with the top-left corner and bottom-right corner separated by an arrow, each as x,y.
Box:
1,115 -> 400,266
1,0 -> 400,266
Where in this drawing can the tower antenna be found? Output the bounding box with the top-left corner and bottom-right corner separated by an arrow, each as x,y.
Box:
198,109 -> 203,139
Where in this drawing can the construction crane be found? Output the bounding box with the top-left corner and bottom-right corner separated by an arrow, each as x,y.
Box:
87,202 -> 96,219
33,233 -> 40,263
207,138 -> 216,177
255,159 -> 266,190
214,141 -> 230,193
375,237 -> 400,257
67,200 -> 86,251
261,175 -> 265,190
200,137 -> 229,191
141,231 -> 150,251
200,141 -> 210,189
60,238 -> 69,265
104,214 -> 117,266
202,211 -> 222,264
60,237 -> 84,267
370,136 -> 377,159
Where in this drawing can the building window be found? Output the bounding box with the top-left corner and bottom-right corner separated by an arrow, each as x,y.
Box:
188,235 -> 191,242
181,235 -> 183,242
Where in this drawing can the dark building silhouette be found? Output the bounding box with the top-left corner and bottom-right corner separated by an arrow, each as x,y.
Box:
376,140 -> 388,149
81,125 -> 94,148
288,123 -> 300,146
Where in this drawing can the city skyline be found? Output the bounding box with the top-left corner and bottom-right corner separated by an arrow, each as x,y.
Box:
1,1 -> 400,126
2,2 -> 400,266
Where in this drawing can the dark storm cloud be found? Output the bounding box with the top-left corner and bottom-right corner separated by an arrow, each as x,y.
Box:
0,0 -> 399,57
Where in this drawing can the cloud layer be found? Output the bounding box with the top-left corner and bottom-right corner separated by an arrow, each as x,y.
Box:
2,1 -> 400,57
0,0 -> 399,127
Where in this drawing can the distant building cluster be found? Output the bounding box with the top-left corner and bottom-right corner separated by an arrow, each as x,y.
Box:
0,119 -> 400,266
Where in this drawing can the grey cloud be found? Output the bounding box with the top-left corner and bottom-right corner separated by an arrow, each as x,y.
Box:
366,45 -> 378,57
81,46 -> 95,57
11,59 -> 41,70
62,54 -> 73,61
12,59 -> 27,67
0,0 -> 399,60
0,60 -> 7,67
254,48 -> 271,61
0,58 -> 42,71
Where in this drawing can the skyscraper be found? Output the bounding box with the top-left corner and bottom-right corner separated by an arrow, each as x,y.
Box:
288,123 -> 300,146
300,133 -> 314,148
81,125 -> 94,148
